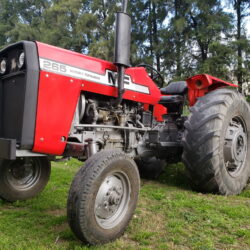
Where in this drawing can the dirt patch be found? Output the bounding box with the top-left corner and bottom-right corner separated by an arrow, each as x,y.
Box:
53,222 -> 69,233
46,208 -> 66,217
0,206 -> 26,212
119,233 -> 141,248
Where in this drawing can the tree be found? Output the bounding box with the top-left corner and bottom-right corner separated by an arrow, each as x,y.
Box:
130,0 -> 168,72
39,0 -> 94,52
87,0 -> 118,60
2,0 -> 51,44
162,0 -> 191,80
231,0 -> 250,86
0,0 -> 248,84
183,0 -> 233,79
0,0 -> 18,48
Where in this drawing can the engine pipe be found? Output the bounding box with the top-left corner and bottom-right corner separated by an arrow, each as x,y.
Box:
122,0 -> 128,12
113,0 -> 131,106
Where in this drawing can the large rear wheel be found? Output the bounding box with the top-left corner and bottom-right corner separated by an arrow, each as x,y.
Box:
67,150 -> 140,245
182,89 -> 250,195
0,157 -> 51,202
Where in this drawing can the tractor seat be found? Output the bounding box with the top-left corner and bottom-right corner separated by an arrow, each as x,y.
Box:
160,81 -> 187,95
159,95 -> 184,114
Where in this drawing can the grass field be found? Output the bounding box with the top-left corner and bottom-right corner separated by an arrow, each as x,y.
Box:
0,159 -> 249,250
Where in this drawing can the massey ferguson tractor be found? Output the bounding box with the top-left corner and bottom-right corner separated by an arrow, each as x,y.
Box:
0,0 -> 249,245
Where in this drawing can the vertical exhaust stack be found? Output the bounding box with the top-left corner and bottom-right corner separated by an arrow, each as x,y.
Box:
114,0 -> 131,106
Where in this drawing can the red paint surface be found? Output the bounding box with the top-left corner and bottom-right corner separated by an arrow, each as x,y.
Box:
153,104 -> 167,122
33,71 -> 81,155
36,41 -> 116,74
186,74 -> 238,106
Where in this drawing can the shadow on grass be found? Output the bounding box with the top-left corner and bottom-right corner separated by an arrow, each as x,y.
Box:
158,162 -> 191,191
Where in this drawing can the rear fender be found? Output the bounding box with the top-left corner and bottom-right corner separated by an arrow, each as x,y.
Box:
186,74 -> 238,106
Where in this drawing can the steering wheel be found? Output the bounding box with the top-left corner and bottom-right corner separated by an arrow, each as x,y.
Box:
137,63 -> 164,88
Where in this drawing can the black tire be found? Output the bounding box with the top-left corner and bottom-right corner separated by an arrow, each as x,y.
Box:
135,156 -> 166,179
0,157 -> 51,202
67,150 -> 140,245
182,88 -> 250,195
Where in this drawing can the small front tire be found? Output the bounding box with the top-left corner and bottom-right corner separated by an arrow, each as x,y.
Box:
0,157 -> 51,202
67,150 -> 140,245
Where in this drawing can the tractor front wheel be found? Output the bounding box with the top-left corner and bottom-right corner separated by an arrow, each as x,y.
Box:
67,150 -> 140,245
0,157 -> 51,202
182,89 -> 250,195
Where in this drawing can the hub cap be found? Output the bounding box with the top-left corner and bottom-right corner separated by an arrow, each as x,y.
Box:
94,171 -> 131,229
6,158 -> 41,190
224,117 -> 247,177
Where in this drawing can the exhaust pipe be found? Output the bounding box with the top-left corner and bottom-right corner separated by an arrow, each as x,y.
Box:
114,0 -> 131,106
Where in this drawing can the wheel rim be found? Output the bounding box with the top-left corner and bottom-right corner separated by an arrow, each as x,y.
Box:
5,158 -> 42,190
94,171 -> 131,229
224,116 -> 248,177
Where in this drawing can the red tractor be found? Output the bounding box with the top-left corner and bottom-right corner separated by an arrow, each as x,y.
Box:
0,0 -> 249,245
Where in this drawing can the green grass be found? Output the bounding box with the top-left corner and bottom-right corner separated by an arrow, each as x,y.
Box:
0,159 -> 249,249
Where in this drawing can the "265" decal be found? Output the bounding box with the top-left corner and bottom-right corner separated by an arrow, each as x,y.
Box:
42,60 -> 67,73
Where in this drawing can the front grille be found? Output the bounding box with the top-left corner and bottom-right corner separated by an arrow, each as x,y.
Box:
0,41 -> 40,149
0,72 -> 26,143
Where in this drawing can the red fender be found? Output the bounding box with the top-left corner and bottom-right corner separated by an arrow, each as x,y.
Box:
186,74 -> 238,106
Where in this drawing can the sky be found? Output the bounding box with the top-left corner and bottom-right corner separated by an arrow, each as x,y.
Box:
222,1 -> 250,37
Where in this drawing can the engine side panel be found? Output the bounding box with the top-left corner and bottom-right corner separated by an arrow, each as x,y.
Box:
33,71 -> 81,155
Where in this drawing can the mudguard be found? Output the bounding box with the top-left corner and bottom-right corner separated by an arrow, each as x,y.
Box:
186,74 -> 238,106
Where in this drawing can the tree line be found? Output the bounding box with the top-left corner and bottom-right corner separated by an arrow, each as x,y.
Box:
0,0 -> 249,85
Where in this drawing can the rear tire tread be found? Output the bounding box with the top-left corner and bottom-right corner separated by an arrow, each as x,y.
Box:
182,88 -> 250,195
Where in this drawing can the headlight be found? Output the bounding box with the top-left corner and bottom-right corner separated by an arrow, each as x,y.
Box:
17,51 -> 25,69
0,59 -> 7,74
